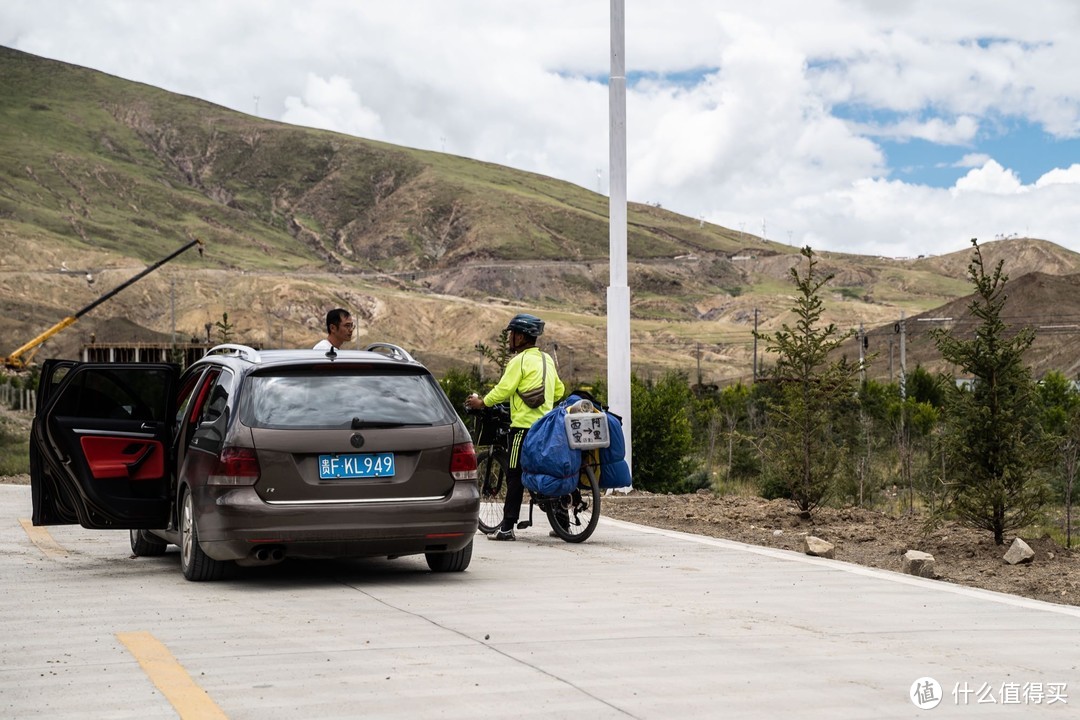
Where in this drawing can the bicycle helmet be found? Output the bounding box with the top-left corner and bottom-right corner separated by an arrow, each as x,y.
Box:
506,313 -> 545,338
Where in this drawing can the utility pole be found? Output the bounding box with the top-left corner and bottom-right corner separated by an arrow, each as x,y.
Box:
899,311 -> 907,401
253,95 -> 260,117
170,277 -> 176,347
752,307 -> 759,382
857,323 -> 866,384
695,343 -> 702,387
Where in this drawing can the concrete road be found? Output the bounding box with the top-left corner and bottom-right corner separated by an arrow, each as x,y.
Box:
1,484 -> 1077,719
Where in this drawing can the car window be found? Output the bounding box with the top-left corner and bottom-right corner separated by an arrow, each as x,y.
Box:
189,369 -> 234,453
49,365 -> 71,389
51,367 -> 170,422
196,371 -> 233,425
240,368 -> 456,430
174,367 -> 207,430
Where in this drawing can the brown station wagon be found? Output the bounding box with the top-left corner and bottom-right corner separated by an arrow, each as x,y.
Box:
30,343 -> 480,580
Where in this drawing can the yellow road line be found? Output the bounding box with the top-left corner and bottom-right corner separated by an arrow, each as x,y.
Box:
116,631 -> 229,720
18,518 -> 68,559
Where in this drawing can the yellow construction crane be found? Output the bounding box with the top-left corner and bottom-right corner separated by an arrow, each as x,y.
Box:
3,237 -> 204,370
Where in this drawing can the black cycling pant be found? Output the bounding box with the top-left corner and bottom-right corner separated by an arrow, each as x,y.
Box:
502,427 -> 527,529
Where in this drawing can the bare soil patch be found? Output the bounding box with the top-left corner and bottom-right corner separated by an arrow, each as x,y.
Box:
603,491 -> 1080,608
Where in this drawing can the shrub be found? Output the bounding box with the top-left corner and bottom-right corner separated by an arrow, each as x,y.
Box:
630,371 -> 697,493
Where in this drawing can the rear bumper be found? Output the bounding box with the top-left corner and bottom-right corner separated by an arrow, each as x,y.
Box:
190,481 -> 480,561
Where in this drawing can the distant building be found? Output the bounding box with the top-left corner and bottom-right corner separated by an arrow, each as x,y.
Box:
81,341 -> 213,368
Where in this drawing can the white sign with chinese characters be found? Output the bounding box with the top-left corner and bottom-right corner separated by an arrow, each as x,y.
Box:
564,412 -> 610,449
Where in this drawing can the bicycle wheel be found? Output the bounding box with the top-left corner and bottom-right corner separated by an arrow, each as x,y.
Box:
475,448 -> 508,534
547,465 -> 600,543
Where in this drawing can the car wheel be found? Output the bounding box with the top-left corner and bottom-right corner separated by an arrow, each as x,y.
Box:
425,538 -> 473,572
129,528 -> 168,557
179,490 -> 231,581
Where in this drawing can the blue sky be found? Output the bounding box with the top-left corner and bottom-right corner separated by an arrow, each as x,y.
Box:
4,0 -> 1080,258
836,107 -> 1079,189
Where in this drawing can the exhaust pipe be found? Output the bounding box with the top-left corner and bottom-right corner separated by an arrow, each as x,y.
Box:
238,545 -> 286,567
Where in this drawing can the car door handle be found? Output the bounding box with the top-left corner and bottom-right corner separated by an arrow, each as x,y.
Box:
140,422 -> 155,431
124,443 -> 157,474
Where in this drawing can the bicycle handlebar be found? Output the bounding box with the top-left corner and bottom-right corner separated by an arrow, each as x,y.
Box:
463,401 -> 510,419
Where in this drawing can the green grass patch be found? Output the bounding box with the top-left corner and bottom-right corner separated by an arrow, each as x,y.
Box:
837,287 -> 864,301
0,424 -> 29,476
1022,507 -> 1080,549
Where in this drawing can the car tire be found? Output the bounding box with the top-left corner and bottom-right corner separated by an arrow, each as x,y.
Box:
179,489 -> 231,581
425,538 -> 473,572
129,528 -> 168,557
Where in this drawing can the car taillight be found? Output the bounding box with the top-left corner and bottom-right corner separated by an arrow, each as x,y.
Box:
450,442 -> 477,480
206,447 -> 261,486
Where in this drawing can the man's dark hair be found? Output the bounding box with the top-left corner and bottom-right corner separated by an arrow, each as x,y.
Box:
326,308 -> 351,333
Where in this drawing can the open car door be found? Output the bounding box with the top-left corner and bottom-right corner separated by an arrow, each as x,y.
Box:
31,361 -> 178,529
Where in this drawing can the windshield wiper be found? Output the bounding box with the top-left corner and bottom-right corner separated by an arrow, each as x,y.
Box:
350,418 -> 432,429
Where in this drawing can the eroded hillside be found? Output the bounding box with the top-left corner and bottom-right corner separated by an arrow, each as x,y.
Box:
4,47 -> 1080,384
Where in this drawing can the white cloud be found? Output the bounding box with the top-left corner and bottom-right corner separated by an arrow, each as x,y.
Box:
281,74 -> 384,138
953,160 -> 1024,195
1035,164 -> 1080,187
850,115 -> 979,145
952,153 -> 992,168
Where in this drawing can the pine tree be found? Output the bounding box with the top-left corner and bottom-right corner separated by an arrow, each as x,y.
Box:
757,246 -> 859,515
475,329 -> 512,374
929,239 -> 1050,544
214,312 -> 234,345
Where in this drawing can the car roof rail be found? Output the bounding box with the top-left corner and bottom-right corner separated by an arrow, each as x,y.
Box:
363,342 -> 416,363
205,343 -> 262,363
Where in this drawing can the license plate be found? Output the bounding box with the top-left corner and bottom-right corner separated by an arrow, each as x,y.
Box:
318,453 -> 395,479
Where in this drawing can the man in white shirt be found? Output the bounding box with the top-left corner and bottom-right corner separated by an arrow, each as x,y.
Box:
313,308 -> 354,350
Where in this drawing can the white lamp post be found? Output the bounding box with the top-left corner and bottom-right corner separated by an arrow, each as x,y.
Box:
608,0 -> 632,473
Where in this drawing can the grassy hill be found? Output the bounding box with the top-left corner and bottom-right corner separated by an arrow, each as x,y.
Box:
4,45 -> 1080,385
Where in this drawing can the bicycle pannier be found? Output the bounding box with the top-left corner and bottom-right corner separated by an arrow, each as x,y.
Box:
522,403 -> 581,497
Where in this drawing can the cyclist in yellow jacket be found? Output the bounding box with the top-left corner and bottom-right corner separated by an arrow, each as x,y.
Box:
466,313 -> 564,540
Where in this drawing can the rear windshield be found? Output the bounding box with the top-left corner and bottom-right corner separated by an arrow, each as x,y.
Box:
239,368 -> 457,430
